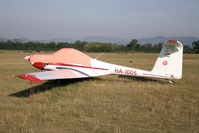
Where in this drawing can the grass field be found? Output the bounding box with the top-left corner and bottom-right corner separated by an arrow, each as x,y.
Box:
0,50 -> 198,133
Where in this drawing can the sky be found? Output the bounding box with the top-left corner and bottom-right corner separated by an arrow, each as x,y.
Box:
0,0 -> 199,40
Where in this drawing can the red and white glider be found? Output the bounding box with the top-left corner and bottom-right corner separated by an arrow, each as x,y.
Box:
19,40 -> 183,83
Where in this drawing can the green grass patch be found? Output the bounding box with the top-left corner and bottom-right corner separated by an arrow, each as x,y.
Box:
0,50 -> 198,133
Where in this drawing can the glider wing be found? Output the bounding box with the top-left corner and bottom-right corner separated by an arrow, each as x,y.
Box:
19,69 -> 90,82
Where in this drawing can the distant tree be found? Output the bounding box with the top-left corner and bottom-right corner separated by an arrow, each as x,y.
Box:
0,39 -> 197,53
56,42 -> 67,50
192,40 -> 199,53
140,43 -> 152,52
127,39 -> 140,51
184,45 -> 193,53
157,42 -> 163,51
74,40 -> 86,51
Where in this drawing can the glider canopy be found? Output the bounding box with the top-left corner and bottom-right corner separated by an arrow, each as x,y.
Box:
28,48 -> 92,66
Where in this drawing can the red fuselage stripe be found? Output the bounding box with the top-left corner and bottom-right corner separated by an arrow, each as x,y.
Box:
48,63 -> 109,70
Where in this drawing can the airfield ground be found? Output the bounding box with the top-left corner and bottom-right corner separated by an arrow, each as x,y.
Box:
0,50 -> 198,133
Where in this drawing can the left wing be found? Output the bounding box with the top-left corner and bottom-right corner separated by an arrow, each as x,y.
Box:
19,69 -> 90,82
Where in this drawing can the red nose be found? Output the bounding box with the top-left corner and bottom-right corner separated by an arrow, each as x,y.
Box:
32,62 -> 45,69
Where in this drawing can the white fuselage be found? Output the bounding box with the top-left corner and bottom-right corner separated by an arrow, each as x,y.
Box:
43,59 -> 175,79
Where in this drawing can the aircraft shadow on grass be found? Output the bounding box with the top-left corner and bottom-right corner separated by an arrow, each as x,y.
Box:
118,75 -> 164,82
9,76 -> 163,98
9,78 -> 91,98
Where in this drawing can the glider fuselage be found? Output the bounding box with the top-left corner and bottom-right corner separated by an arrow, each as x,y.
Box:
20,40 -> 183,83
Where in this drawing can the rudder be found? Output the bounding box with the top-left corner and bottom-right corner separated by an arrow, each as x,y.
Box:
151,40 -> 183,79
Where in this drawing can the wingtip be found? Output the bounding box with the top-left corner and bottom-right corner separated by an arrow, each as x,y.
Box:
24,56 -> 30,60
19,74 -> 43,83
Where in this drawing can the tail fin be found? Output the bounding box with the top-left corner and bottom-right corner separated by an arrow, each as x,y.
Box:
151,40 -> 183,79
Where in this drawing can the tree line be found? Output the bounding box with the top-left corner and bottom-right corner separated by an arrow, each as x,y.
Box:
0,39 -> 198,53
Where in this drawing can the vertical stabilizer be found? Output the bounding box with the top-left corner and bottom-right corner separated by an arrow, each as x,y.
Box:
151,40 -> 183,79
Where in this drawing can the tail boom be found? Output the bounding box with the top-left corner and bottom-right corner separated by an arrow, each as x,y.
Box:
89,40 -> 183,80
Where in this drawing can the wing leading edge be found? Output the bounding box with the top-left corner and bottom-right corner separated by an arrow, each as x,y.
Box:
19,69 -> 90,82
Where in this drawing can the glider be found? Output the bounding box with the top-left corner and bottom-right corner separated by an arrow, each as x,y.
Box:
19,40 -> 183,83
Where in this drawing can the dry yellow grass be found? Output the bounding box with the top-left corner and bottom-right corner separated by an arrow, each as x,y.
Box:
0,50 -> 198,133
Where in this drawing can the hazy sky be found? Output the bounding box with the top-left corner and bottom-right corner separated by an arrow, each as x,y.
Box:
0,0 -> 199,39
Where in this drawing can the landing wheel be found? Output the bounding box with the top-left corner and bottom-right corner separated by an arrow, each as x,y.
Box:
168,80 -> 174,84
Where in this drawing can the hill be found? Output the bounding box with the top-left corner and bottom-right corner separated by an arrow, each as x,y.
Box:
139,36 -> 199,46
0,36 -> 198,46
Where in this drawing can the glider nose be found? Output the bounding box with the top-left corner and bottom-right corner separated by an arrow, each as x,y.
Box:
24,56 -> 30,61
32,62 -> 45,69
